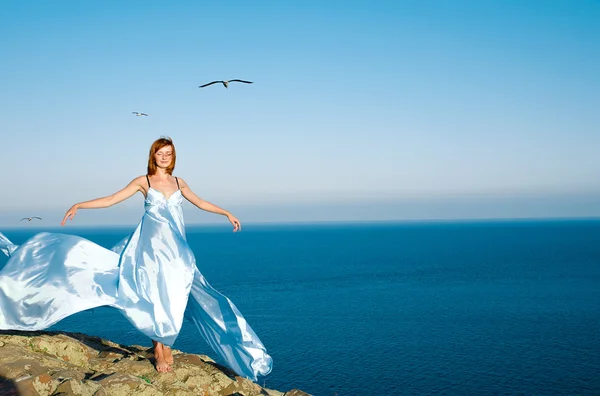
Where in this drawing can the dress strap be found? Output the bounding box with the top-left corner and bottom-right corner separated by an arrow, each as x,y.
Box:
175,177 -> 180,189
146,175 -> 151,187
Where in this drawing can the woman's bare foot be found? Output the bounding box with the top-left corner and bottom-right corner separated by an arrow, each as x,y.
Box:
163,345 -> 174,365
152,341 -> 173,373
155,355 -> 172,373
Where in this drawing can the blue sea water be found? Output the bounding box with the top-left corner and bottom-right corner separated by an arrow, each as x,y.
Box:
1,219 -> 599,395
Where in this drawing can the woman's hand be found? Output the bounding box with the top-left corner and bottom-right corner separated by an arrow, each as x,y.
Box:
61,205 -> 79,226
227,214 -> 242,232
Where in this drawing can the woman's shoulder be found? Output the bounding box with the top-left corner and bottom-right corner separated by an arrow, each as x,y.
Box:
174,176 -> 188,187
130,175 -> 150,185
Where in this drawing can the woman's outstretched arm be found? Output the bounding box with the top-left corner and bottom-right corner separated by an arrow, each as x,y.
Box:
61,176 -> 146,225
178,177 -> 241,231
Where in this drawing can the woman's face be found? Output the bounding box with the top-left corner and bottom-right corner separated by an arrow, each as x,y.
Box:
154,145 -> 173,168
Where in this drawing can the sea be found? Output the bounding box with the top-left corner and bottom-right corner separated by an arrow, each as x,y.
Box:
1,219 -> 599,396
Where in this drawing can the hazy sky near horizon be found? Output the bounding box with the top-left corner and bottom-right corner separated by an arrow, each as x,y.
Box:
1,1 -> 599,226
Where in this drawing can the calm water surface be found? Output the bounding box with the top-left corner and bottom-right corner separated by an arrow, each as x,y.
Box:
1,219 -> 599,395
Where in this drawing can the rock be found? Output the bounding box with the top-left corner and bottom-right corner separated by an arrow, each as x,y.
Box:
53,378 -> 102,396
0,330 -> 309,396
284,390 -> 312,396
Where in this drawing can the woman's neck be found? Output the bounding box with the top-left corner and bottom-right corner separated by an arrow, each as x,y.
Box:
152,169 -> 170,179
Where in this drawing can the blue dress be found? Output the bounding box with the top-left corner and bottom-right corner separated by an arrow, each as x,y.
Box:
0,185 -> 272,381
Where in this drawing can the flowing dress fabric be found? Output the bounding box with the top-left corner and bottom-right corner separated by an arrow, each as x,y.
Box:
0,188 -> 272,380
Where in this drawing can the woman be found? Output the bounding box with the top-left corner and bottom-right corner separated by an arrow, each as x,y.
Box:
0,137 -> 272,379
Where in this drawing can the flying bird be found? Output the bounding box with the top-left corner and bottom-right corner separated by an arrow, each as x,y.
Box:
132,112 -> 148,116
199,80 -> 253,89
21,217 -> 42,222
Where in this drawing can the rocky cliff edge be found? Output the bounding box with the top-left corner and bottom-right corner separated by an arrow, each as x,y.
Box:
0,330 -> 309,396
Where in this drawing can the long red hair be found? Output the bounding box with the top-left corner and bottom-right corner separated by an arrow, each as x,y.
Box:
147,137 -> 176,176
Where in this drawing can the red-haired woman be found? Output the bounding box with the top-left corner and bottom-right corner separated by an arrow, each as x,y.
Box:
0,137 -> 272,380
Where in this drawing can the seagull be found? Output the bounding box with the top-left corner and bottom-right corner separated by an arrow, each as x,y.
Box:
199,80 -> 253,89
132,112 -> 148,116
21,217 -> 42,222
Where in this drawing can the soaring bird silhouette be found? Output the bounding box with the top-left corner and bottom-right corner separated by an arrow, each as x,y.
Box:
132,112 -> 148,116
21,217 -> 42,222
199,80 -> 253,89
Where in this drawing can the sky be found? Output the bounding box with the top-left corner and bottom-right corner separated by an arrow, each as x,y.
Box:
1,0 -> 599,227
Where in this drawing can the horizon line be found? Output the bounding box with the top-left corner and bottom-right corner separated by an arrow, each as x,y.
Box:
3,215 -> 600,231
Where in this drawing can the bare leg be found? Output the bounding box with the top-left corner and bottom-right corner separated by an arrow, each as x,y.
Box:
163,344 -> 174,365
152,340 -> 172,373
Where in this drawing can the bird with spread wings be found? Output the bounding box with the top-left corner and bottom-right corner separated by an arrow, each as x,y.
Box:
21,217 -> 42,222
199,80 -> 253,89
132,112 -> 148,116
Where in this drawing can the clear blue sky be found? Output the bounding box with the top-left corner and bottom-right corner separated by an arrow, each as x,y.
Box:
1,0 -> 599,226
